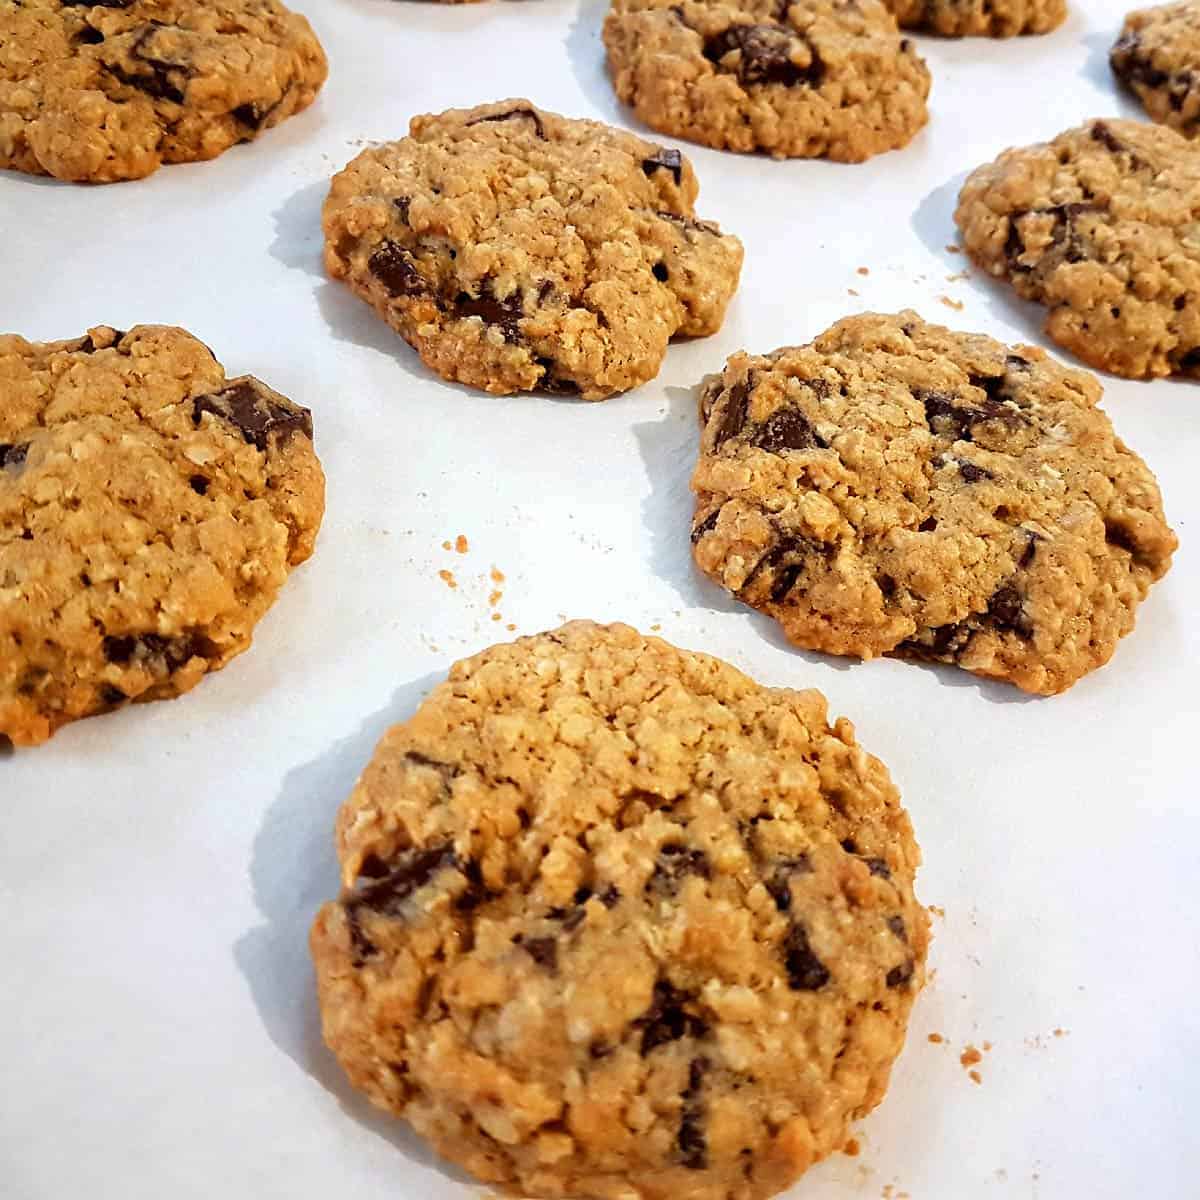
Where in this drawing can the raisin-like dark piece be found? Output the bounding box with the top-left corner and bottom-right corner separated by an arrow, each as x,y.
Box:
782,922 -> 830,990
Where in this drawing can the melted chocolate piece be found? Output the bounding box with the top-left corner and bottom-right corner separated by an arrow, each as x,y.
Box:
987,583 -> 1033,639
453,857 -> 497,913
233,102 -> 268,131
711,380 -> 749,446
193,381 -> 312,451
517,935 -> 559,970
98,684 -> 127,709
102,633 -> 206,671
456,283 -> 523,343
467,105 -> 547,140
690,508 -> 721,544
742,535 -> 821,603
652,262 -> 670,282
920,389 -> 1010,442
647,844 -> 711,896
1112,33 -> 1168,88
368,240 -> 427,298
77,25 -> 106,44
959,461 -> 992,483
0,443 -> 29,470
642,147 -> 683,186
765,854 -> 811,912
1178,345 -> 1200,371
886,959 -> 915,988
637,980 -> 708,1054
866,857 -> 892,880
1004,203 -> 1096,271
751,408 -> 827,453
678,1057 -> 710,1170
107,28 -> 191,104
1090,120 -> 1125,156
1018,530 -> 1042,569
534,357 -> 581,395
887,915 -> 907,942
552,884 -> 620,931
782,922 -> 830,990
704,25 -> 823,88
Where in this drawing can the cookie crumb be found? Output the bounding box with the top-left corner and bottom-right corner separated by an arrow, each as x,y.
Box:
968,1069 -> 982,1085
960,1045 -> 982,1068
489,590 -> 503,607
455,534 -> 469,553
438,569 -> 457,589
928,904 -> 945,918
857,266 -> 870,276
491,613 -> 502,622
937,295 -> 964,311
491,567 -> 506,584
506,623 -> 516,631
946,243 -> 961,254
927,1032 -> 944,1044
848,288 -> 860,297
441,540 -> 452,551
1053,1027 -> 1068,1038
843,1137 -> 861,1156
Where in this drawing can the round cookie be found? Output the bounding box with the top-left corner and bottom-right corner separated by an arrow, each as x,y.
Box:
691,312 -> 1176,695
0,0 -> 327,183
602,0 -> 931,162
311,621 -> 927,1200
0,325 -> 324,746
955,118 -> 1200,379
323,100 -> 743,400
881,0 -> 1065,36
1112,2 -> 1200,137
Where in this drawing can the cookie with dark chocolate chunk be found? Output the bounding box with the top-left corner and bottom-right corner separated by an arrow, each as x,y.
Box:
956,118 -> 1200,379
603,0 -> 930,161
0,325 -> 324,745
691,312 -> 1176,694
311,620 -> 927,1200
0,0 -> 327,182
322,99 -> 743,399
1112,3 -> 1200,138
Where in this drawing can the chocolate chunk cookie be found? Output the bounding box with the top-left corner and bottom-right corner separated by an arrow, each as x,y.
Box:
691,312 -> 1176,695
0,325 -> 324,746
323,100 -> 743,399
602,0 -> 931,161
881,0 -> 1065,36
0,0 -> 327,182
1112,3 -> 1200,137
311,621 -> 927,1200
956,118 -> 1200,379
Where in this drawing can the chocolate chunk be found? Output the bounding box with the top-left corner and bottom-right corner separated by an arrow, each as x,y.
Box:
552,883 -> 620,931
357,854 -> 392,880
637,980 -> 708,1054
987,584 -> 1033,639
652,262 -> 670,282
189,474 -> 209,495
782,922 -> 830,990
466,105 -> 547,140
403,750 -> 461,779
232,102 -> 267,131
642,147 -> 683,186
765,854 -> 811,912
456,283 -> 524,343
887,915 -> 907,942
62,0 -> 134,5
534,357 -> 581,395
368,240 -> 427,298
1018,530 -> 1041,569
1004,204 -> 1096,270
107,30 -> 190,104
886,959 -> 915,988
711,380 -> 749,446
647,844 -> 711,896
0,443 -> 29,470
453,857 -> 497,913
959,461 -> 992,483
840,838 -> 858,853
1178,345 -> 1200,371
741,535 -> 819,603
192,380 -> 312,451
393,196 -> 412,223
519,936 -> 559,970
877,574 -> 897,599
1111,33 -> 1167,87
918,516 -> 938,533
1090,120 -> 1126,156
704,25 -> 823,88
102,632 -> 205,672
349,844 -> 458,928
76,25 -> 106,43
98,684 -> 127,709
690,508 -> 721,544
751,407 -> 827,453
678,1057 -> 710,1170
866,857 -> 892,880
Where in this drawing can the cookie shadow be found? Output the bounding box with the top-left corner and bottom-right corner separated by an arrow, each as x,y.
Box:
270,178 -> 328,280
567,0 -> 627,124
232,669 -> 472,1184
1079,29 -> 1143,118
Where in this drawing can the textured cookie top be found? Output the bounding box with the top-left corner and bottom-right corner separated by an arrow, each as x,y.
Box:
691,312 -> 1176,695
882,0 -> 1066,36
0,0 -> 327,182
1112,2 -> 1200,137
0,325 -> 324,745
955,118 -> 1200,379
311,621 -> 926,1200
603,0 -> 931,162
323,101 -> 743,400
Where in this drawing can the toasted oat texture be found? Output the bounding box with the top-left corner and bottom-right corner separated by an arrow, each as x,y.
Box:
1112,2 -> 1200,137
691,312 -> 1176,695
882,0 -> 1065,36
955,118 -> 1200,379
323,100 -> 743,400
602,0 -> 931,161
311,621 -> 927,1200
0,0 -> 327,183
0,325 -> 324,746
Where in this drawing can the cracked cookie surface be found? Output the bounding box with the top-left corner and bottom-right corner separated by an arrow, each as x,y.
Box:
322,100 -> 743,399
310,620 -> 926,1200
0,325 -> 324,746
881,0 -> 1065,36
690,312 -> 1175,695
1112,2 -> 1200,137
0,0 -> 327,182
602,0 -> 931,161
955,118 -> 1200,379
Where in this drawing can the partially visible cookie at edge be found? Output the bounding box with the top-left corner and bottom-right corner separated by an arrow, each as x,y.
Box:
691,311 -> 1176,695
603,0 -> 931,162
0,0 -> 328,183
311,620 -> 927,1200
1112,2 -> 1200,137
323,100 -> 743,399
882,0 -> 1066,36
955,118 -> 1200,379
0,325 -> 325,746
